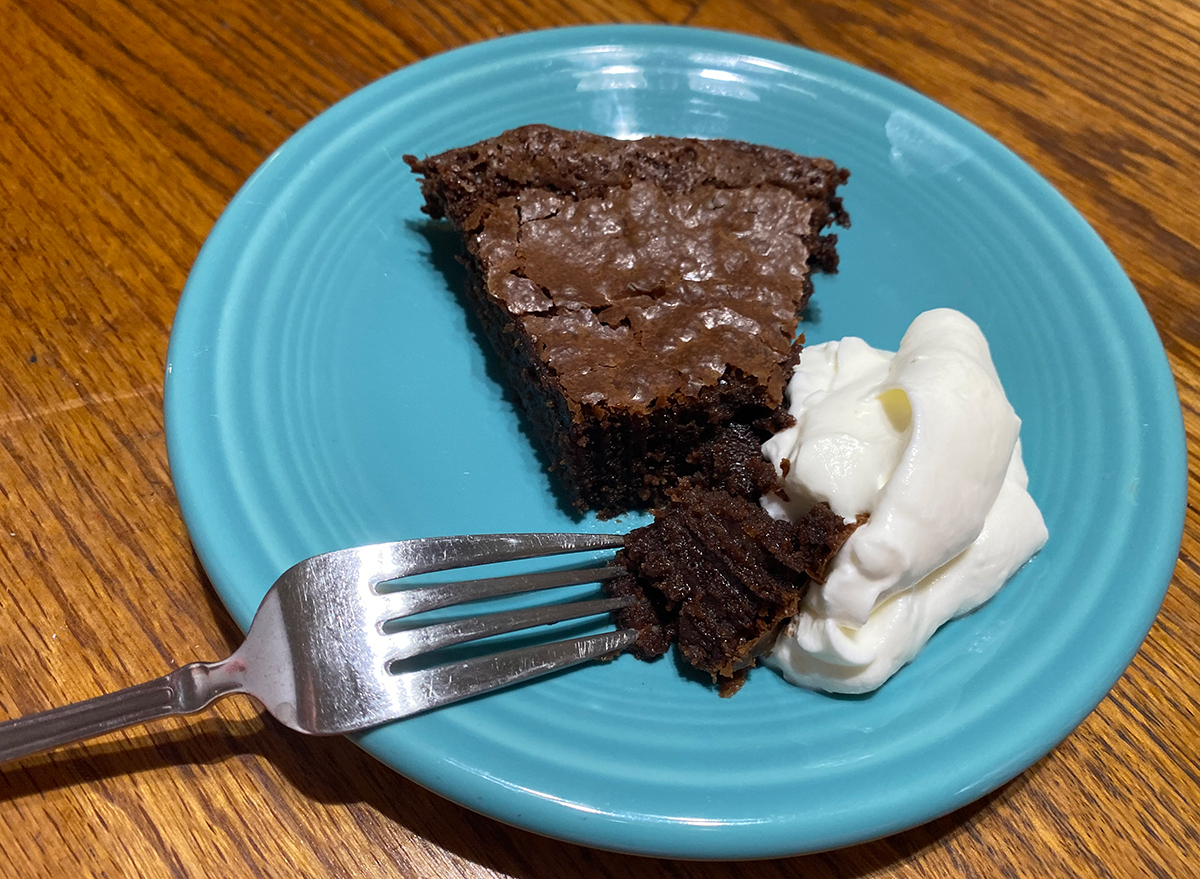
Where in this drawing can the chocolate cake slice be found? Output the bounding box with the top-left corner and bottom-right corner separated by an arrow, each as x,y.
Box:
406,125 -> 849,516
608,485 -> 862,695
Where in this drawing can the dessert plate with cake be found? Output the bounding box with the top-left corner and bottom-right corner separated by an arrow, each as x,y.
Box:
164,25 -> 1186,858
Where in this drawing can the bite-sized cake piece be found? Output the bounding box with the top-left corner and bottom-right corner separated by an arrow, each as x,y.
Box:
608,485 -> 863,695
682,421 -> 787,500
406,125 -> 849,516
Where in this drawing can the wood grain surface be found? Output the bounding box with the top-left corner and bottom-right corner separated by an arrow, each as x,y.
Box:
1,0 -> 1197,876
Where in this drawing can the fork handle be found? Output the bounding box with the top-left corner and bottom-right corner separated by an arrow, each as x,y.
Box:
0,660 -> 242,765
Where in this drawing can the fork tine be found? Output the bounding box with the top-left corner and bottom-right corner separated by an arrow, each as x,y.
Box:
385,594 -> 634,662
365,533 -> 625,584
389,629 -> 639,720
375,565 -> 625,621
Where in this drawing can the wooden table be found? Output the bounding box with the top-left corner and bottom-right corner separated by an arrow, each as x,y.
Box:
1,1 -> 1196,876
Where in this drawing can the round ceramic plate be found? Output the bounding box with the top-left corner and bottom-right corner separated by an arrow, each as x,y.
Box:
164,26 -> 1186,859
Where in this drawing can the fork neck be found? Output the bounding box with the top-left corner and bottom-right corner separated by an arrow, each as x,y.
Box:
173,658 -> 248,713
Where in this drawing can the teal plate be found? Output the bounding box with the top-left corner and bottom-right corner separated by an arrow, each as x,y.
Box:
164,26 -> 1187,859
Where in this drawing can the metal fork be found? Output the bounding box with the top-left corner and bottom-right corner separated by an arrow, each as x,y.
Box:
0,533 -> 633,765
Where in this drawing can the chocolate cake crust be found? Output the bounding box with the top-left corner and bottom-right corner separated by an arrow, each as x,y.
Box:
409,124 -> 849,240
479,181 -> 821,409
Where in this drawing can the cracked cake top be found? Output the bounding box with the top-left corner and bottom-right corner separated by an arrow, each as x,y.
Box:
406,125 -> 849,416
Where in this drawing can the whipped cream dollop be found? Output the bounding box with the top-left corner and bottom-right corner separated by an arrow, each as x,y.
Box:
761,308 -> 1047,693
